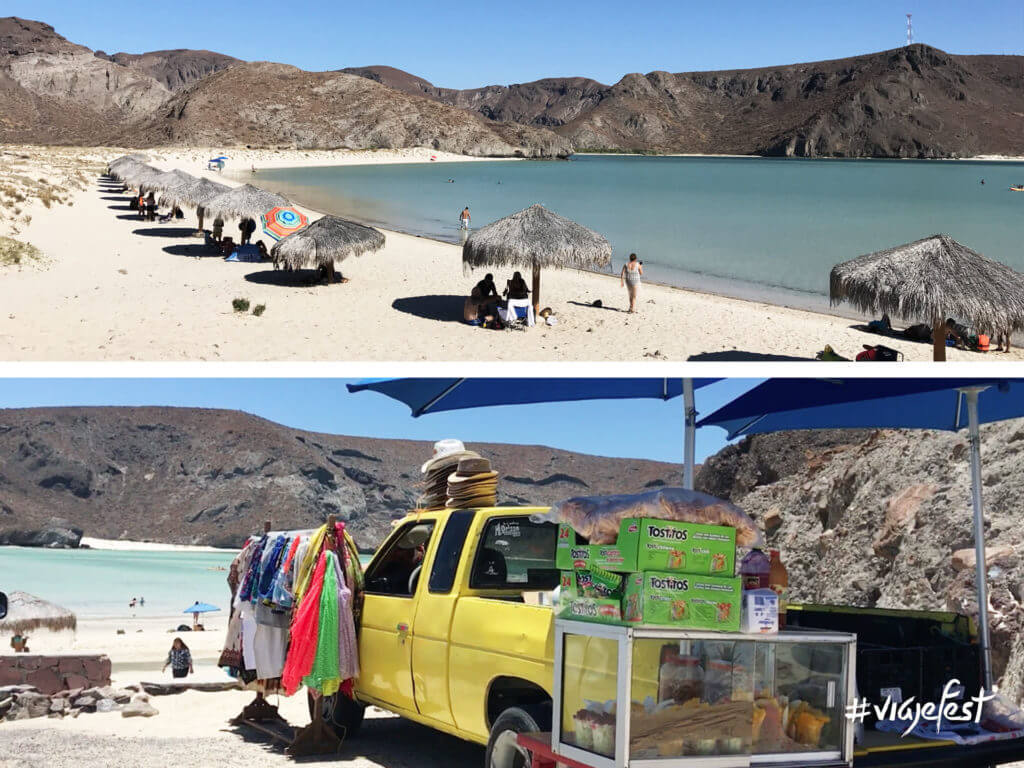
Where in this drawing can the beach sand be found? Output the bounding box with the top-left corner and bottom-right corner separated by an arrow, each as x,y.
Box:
1,614 -> 482,768
0,144 -> 1015,362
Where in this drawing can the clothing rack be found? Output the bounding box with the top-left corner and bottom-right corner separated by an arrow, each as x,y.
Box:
230,516 -> 345,757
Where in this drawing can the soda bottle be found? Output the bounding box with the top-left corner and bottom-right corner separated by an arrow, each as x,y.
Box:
769,549 -> 789,629
740,549 -> 770,591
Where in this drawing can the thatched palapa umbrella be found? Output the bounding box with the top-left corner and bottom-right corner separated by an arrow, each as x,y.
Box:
164,177 -> 230,233
831,233 -> 1024,361
118,163 -> 163,190
202,183 -> 289,223
271,215 -> 384,281
462,204 -> 612,314
0,591 -> 77,635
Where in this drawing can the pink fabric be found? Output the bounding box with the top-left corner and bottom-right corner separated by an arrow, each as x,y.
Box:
281,550 -> 326,695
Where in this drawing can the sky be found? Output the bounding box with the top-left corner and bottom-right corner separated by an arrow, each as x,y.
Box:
0,378 -> 757,464
10,0 -> 1024,89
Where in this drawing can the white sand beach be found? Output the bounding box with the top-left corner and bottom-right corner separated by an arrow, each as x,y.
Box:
0,144 -> 1019,363
79,537 -> 236,553
2,614 -> 481,768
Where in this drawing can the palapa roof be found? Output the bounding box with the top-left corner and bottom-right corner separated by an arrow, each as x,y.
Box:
271,215 -> 385,270
117,163 -> 164,187
202,183 -> 289,221
163,177 -> 230,209
150,169 -> 198,195
0,591 -> 76,634
462,204 -> 612,271
830,233 -> 1024,332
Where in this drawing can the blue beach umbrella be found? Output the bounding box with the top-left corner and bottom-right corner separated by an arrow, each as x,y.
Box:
698,377 -> 1024,689
347,378 -> 720,488
183,601 -> 219,628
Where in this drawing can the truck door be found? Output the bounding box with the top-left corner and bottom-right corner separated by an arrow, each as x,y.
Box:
359,519 -> 437,714
411,510 -> 476,724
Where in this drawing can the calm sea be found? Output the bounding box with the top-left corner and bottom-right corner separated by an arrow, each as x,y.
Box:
0,547 -> 374,619
247,155 -> 1024,313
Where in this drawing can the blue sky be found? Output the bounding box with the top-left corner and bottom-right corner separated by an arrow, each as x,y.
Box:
0,379 -> 757,464
11,0 -> 1024,89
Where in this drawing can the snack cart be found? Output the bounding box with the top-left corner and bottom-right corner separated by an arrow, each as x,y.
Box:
530,619 -> 857,768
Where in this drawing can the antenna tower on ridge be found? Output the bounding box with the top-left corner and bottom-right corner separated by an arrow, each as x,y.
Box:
906,14 -> 913,46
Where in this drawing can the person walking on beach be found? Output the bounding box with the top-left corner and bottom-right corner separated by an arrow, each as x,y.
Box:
459,207 -> 471,230
620,253 -> 643,313
163,637 -> 193,679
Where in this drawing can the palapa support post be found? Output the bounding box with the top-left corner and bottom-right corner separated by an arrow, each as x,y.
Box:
532,265 -> 541,317
285,513 -> 343,757
933,318 -> 947,362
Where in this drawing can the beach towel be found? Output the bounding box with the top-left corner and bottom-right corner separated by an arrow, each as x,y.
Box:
282,549 -> 327,696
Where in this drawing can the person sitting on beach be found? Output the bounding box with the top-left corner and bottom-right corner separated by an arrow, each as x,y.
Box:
10,633 -> 29,653
620,253 -> 643,313
220,237 -> 236,257
137,193 -> 146,219
504,271 -> 530,301
162,637 -> 193,679
256,240 -> 268,260
475,274 -> 499,304
145,192 -> 157,222
946,318 -> 972,349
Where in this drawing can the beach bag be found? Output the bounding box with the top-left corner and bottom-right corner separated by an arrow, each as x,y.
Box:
856,344 -> 902,362
976,334 -> 990,352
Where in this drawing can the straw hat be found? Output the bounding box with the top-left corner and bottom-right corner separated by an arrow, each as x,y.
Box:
446,457 -> 499,509
421,439 -> 468,473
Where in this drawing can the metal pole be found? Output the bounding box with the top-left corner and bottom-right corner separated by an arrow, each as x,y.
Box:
683,379 -> 696,490
965,388 -> 994,690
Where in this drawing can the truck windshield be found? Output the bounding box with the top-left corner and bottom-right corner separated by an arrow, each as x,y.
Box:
470,516 -> 559,591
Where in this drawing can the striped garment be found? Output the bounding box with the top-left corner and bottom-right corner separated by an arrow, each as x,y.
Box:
167,648 -> 191,670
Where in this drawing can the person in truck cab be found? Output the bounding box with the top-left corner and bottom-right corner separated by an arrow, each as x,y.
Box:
367,524 -> 429,595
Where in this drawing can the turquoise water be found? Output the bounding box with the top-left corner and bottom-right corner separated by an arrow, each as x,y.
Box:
250,156 -> 1024,312
0,547 -> 376,619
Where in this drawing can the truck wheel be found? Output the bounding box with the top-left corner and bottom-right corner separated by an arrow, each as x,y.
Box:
485,706 -> 545,768
308,690 -> 365,739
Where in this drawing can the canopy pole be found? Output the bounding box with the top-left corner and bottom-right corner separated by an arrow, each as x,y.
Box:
532,266 -> 541,317
683,379 -> 696,490
933,319 -> 947,362
965,388 -> 993,690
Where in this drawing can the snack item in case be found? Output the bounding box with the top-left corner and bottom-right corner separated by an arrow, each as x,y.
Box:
622,571 -> 741,631
592,711 -> 616,756
572,709 -> 595,749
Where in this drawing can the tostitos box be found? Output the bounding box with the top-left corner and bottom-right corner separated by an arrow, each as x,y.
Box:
621,571 -> 742,631
556,571 -> 624,625
556,518 -> 736,576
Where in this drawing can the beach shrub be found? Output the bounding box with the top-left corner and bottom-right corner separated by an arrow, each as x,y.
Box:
252,304 -> 266,317
232,298 -> 251,312
0,236 -> 42,266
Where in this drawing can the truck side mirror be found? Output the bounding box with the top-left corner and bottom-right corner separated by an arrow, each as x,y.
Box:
0,592 -> 7,620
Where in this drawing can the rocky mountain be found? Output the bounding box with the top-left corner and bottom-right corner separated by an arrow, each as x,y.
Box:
4,16 -> 1024,158
347,46 -> 1024,158
0,406 -> 681,550
695,422 -> 1024,695
125,61 -> 571,156
94,49 -> 239,90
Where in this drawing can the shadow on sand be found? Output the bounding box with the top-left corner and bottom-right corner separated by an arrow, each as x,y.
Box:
163,244 -> 222,258
567,299 -> 623,312
132,227 -> 196,238
243,269 -> 336,287
101,195 -> 130,201
687,350 -> 812,362
391,294 -> 464,322
225,710 -> 482,766
107,204 -> 134,211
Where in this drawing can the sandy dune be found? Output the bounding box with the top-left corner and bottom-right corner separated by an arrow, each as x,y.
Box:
0,145 -> 1017,362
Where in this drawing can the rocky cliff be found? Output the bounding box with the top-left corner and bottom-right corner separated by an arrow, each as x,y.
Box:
696,422 -> 1024,695
0,406 -> 681,550
95,49 -> 239,90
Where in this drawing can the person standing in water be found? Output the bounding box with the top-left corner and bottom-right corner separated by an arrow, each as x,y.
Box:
620,253 -> 643,313
459,207 -> 471,230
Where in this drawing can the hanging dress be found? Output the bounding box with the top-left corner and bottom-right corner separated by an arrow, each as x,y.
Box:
282,548 -> 327,696
304,550 -> 342,696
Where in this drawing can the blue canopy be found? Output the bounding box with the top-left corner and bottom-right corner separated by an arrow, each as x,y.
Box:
183,602 -> 219,614
697,378 -> 1021,439
347,378 -> 719,417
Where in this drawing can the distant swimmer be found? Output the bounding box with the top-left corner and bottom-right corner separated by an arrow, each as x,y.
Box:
448,178 -> 455,183
980,179 -> 985,185
459,206 -> 471,230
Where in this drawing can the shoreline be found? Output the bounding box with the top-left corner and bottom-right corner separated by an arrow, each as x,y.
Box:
2,144 -> 1020,362
79,537 -> 238,553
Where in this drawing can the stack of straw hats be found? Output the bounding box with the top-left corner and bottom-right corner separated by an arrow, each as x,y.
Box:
446,458 -> 498,509
420,439 -> 481,510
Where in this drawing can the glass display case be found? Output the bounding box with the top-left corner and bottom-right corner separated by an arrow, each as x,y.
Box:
553,619 -> 856,768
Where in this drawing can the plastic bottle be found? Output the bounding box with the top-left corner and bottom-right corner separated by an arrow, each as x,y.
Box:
740,549 -> 770,591
769,549 -> 789,629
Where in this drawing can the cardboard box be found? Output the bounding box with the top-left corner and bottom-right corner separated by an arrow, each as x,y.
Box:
741,589 -> 779,634
622,571 -> 742,631
556,518 -> 736,576
556,571 -> 623,625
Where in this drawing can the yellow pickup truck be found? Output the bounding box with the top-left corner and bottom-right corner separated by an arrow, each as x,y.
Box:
318,506 -> 1024,768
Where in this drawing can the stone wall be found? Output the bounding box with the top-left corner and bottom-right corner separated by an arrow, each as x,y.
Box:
0,654 -> 111,695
